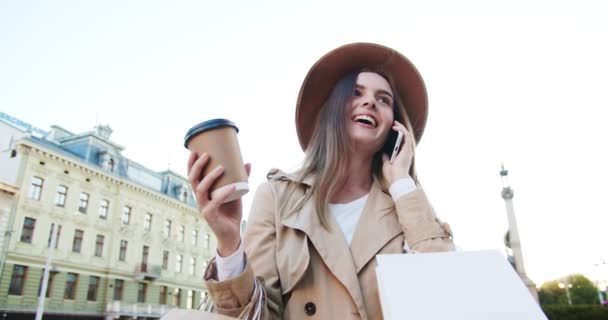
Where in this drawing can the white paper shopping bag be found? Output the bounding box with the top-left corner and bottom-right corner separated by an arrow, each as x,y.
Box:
376,250 -> 547,320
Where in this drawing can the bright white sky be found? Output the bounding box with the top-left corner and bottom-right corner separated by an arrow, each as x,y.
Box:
1,0 -> 607,286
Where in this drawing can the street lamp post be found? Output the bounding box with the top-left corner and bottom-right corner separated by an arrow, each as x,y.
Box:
35,223 -> 59,320
558,278 -> 573,305
594,260 -> 607,304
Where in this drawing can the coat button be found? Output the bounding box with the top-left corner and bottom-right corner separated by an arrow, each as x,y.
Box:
304,302 -> 316,316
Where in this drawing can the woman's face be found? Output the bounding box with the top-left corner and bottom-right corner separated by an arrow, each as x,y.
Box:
347,72 -> 395,154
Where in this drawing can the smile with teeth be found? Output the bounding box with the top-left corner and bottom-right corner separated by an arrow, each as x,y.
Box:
353,115 -> 377,127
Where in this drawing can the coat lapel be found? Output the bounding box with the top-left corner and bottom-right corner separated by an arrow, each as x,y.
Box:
281,187 -> 368,318
350,180 -> 402,273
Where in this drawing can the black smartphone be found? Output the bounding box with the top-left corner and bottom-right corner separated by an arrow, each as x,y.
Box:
381,130 -> 404,161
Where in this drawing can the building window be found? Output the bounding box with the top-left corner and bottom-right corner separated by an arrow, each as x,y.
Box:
64,273 -> 78,299
47,224 -> 62,248
190,257 -> 196,275
20,217 -> 36,243
175,255 -> 183,273
159,285 -> 168,305
192,230 -> 198,246
9,265 -> 27,295
173,288 -> 181,307
162,250 -> 169,270
55,185 -> 68,207
113,279 -> 123,301
122,206 -> 131,225
137,282 -> 147,303
204,233 -> 210,249
72,229 -> 83,253
190,290 -> 197,309
144,212 -> 152,232
94,235 -> 104,257
119,240 -> 128,261
187,290 -> 194,309
177,184 -> 188,202
78,192 -> 89,214
164,219 -> 171,239
29,176 -> 43,200
38,271 -> 55,298
99,199 -> 109,219
141,246 -> 149,271
178,225 -> 185,242
87,276 -> 99,301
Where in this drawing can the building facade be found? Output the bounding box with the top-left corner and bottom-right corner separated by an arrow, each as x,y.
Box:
0,112 -> 215,319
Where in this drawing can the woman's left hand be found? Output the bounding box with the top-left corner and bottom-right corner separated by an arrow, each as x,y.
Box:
382,121 -> 415,185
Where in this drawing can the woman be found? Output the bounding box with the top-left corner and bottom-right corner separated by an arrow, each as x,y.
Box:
187,43 -> 455,319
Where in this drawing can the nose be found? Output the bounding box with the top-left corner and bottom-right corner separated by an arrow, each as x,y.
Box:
361,94 -> 376,109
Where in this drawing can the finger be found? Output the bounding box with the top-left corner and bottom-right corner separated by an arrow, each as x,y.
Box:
392,125 -> 408,139
395,131 -> 416,165
382,153 -> 389,164
196,165 -> 224,206
187,152 -> 198,174
245,163 -> 252,177
393,120 -> 409,133
202,184 -> 238,223
208,184 -> 238,208
188,153 -> 209,189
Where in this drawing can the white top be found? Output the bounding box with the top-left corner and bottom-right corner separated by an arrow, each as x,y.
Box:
216,177 -> 418,281
327,193 -> 369,245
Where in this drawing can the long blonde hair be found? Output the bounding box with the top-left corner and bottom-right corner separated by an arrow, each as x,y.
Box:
283,69 -> 418,228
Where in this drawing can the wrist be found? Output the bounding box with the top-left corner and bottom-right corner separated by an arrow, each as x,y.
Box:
217,237 -> 241,257
390,173 -> 411,185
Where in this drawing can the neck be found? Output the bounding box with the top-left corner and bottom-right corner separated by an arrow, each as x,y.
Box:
330,152 -> 374,204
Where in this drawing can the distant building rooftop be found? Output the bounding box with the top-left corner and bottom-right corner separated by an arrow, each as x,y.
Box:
0,111 -> 195,207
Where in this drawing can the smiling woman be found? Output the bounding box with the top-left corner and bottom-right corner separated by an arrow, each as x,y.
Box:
186,42 -> 455,319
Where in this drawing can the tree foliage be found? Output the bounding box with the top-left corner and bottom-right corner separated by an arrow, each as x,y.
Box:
539,274 -> 600,306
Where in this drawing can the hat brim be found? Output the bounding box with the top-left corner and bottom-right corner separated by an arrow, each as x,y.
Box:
296,42 -> 428,151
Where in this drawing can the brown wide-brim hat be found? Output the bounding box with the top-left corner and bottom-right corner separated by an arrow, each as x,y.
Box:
296,42 -> 428,151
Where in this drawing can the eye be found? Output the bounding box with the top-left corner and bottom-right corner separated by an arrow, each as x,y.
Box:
353,89 -> 362,97
378,96 -> 392,106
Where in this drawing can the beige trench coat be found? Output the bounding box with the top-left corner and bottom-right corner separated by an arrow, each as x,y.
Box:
203,169 -> 455,319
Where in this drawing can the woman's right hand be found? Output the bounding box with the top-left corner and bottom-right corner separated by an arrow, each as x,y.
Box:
187,152 -> 251,257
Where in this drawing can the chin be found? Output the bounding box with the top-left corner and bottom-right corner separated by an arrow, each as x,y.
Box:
351,137 -> 382,152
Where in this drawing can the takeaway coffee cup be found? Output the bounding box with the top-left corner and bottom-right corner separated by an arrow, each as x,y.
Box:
184,119 -> 249,203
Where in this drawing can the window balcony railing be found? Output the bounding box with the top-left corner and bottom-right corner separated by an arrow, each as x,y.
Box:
134,263 -> 162,281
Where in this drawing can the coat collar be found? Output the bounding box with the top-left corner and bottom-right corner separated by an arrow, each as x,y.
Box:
276,169 -> 401,317
269,168 -> 315,187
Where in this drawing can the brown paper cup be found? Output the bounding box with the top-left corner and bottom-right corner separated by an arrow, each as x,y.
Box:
184,119 -> 249,203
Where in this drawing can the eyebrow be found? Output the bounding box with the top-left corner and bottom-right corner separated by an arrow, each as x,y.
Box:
355,84 -> 394,99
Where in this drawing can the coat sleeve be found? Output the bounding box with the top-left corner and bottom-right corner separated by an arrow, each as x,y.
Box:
204,181 -> 283,319
394,188 -> 456,252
